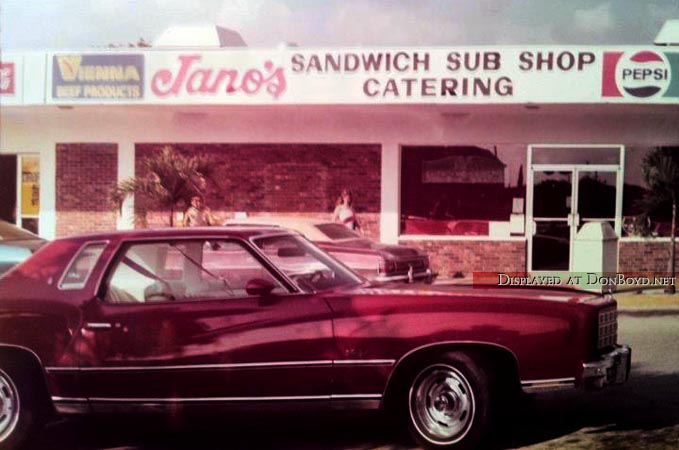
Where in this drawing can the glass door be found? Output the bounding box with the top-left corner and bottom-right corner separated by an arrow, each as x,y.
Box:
530,169 -> 574,271
576,169 -> 618,234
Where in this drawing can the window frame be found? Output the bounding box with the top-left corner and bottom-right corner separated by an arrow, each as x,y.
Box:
398,144 -> 529,242
97,236 -> 299,305
58,240 -> 109,290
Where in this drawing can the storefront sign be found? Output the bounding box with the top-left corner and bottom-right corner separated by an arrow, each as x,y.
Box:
142,47 -> 678,105
0,62 -> 15,94
16,47 -> 674,105
150,54 -> 285,99
52,53 -> 144,101
0,56 -> 22,104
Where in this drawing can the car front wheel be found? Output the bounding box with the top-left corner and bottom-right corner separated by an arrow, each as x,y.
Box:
406,353 -> 492,450
0,365 -> 39,450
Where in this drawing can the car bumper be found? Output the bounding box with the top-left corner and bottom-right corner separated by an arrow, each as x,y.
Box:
373,268 -> 436,283
582,345 -> 631,389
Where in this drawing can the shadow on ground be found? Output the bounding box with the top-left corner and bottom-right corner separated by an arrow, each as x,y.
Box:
495,366 -> 679,449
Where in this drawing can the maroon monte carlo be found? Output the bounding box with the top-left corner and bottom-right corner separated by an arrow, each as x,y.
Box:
0,227 -> 630,450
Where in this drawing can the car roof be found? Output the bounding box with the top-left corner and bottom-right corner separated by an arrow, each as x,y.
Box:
224,217 -> 332,241
52,226 -> 292,244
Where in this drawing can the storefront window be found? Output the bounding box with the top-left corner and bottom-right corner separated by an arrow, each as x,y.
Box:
623,146 -> 679,238
20,156 -> 40,234
400,145 -> 526,237
0,154 -> 39,234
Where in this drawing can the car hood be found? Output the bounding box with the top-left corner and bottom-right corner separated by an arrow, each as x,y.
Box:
325,238 -> 423,258
338,281 -> 602,304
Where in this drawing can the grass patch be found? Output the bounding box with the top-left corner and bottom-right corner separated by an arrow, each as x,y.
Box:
613,292 -> 679,308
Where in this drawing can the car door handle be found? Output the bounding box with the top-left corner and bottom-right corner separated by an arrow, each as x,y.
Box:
84,322 -> 115,331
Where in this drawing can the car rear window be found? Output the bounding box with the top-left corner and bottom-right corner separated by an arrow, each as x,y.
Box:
315,223 -> 361,240
58,242 -> 107,290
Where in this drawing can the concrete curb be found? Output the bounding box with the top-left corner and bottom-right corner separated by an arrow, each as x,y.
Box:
618,307 -> 679,316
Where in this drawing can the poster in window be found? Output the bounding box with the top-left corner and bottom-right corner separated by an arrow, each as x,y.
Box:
21,156 -> 40,215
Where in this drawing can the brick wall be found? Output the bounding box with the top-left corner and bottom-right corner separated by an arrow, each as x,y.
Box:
399,239 -> 527,278
618,240 -> 679,273
56,143 -> 118,237
135,144 -> 381,237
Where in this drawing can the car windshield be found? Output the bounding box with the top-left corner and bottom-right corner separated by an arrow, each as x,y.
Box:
315,223 -> 362,240
252,233 -> 364,292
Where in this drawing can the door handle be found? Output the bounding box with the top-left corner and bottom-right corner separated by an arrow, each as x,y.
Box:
84,322 -> 114,331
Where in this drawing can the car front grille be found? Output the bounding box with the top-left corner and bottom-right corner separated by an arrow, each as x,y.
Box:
598,307 -> 618,349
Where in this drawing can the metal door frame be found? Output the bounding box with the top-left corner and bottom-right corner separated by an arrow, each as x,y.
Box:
526,145 -> 624,272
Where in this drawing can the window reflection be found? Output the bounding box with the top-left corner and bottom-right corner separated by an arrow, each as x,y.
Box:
623,146 -> 679,238
400,145 -> 526,236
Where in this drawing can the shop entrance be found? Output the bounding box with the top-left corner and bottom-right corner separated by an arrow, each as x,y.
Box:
527,146 -> 623,272
0,153 -> 40,234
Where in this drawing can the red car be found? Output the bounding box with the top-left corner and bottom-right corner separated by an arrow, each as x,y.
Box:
0,227 -> 630,450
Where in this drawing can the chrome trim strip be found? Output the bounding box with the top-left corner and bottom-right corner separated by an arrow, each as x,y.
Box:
521,377 -> 576,386
52,396 -> 88,402
45,367 -> 79,372
48,360 -> 333,372
47,359 -> 400,372
89,393 -> 382,403
521,377 -> 576,393
331,394 -> 382,399
334,359 -> 395,366
91,396 -> 328,403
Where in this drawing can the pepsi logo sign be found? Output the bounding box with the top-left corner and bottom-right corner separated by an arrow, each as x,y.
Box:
615,51 -> 670,98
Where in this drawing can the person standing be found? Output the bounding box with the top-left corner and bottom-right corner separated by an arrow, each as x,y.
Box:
183,195 -> 214,227
333,189 -> 361,231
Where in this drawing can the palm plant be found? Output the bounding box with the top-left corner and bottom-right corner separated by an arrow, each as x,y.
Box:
640,146 -> 679,293
111,145 -> 218,227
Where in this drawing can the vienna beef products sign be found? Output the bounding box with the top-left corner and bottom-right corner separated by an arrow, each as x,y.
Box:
52,54 -> 144,101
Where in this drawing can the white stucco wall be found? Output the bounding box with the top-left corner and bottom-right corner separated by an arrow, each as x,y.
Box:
1,104 -> 679,240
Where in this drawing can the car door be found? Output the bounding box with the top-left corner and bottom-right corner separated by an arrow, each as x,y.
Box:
76,237 -> 335,409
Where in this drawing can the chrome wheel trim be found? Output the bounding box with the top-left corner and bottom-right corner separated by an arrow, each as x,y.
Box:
409,364 -> 475,445
0,368 -> 20,443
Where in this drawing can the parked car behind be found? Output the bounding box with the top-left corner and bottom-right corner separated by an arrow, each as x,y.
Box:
0,227 -> 630,450
225,216 -> 435,282
0,220 -> 45,276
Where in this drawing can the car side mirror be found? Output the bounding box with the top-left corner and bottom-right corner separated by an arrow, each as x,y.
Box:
246,278 -> 276,296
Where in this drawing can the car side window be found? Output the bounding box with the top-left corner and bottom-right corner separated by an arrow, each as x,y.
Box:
59,242 -> 107,290
104,239 -> 287,304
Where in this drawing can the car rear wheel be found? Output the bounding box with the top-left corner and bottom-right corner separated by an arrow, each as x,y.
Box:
0,365 -> 40,450
405,353 -> 492,450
